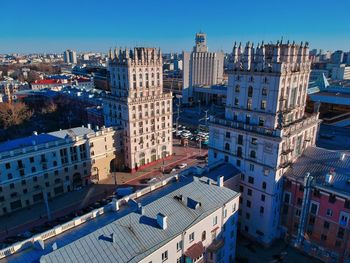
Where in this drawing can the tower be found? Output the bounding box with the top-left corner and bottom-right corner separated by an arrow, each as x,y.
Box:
208,41 -> 321,245
103,47 -> 173,171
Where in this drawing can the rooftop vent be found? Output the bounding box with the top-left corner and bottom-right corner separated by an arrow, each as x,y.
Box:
217,175 -> 224,187
33,131 -> 38,136
157,213 -> 167,230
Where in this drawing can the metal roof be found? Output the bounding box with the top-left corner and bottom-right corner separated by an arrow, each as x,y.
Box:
40,179 -> 238,263
0,127 -> 94,153
284,146 -> 350,196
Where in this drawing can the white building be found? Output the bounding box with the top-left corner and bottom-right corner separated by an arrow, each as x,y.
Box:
103,47 -> 173,171
63,49 -> 77,64
39,177 -> 240,263
331,64 -> 350,80
208,41 -> 321,245
182,32 -> 224,105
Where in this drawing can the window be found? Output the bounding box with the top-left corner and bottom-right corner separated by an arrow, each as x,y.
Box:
247,99 -> 252,110
238,135 -> 243,145
246,114 -> 250,124
176,240 -> 182,251
225,143 -> 230,151
246,212 -> 250,219
337,227 -> 345,239
201,231 -> 206,241
310,203 -> 318,215
259,117 -> 265,127
250,150 -> 256,159
284,192 -> 291,204
5,163 -> 10,169
251,138 -> 257,145
226,132 -> 231,138
213,216 -> 218,226
29,157 -> 34,163
189,232 -> 194,242
248,86 -> 253,97
324,221 -> 330,229
261,194 -> 265,201
295,209 -> 301,217
261,100 -> 266,110
161,251 -> 168,261
247,189 -> 252,196
262,182 -> 267,190
340,213 -> 349,226
246,200 -> 251,208
262,87 -> 268,96
260,206 -> 264,214
237,147 -> 242,158
248,176 -> 254,184
236,159 -> 241,167
234,97 -> 239,106
224,209 -> 227,218
326,208 -> 333,217
235,85 -> 240,92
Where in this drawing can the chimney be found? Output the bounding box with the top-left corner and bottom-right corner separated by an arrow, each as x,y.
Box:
87,123 -> 91,129
217,176 -> 224,187
341,153 -> 346,161
111,198 -> 119,211
138,203 -> 145,215
157,213 -> 167,230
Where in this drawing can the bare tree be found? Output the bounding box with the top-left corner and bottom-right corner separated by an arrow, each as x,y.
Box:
0,102 -> 33,129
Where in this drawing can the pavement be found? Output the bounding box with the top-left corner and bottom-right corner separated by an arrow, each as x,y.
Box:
0,140 -> 207,242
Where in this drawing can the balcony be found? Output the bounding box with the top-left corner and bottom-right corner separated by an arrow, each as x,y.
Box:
210,116 -> 281,138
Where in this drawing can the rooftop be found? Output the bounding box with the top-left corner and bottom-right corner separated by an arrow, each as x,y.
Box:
0,127 -> 94,154
3,177 -> 238,263
284,146 -> 350,196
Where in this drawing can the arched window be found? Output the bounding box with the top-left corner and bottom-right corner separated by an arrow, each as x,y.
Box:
201,231 -> 206,241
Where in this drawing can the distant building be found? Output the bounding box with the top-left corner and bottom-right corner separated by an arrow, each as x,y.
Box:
39,177 -> 240,263
0,80 -> 29,102
104,47 -> 173,171
0,126 -> 123,216
331,64 -> 350,80
63,49 -> 77,64
331,50 -> 344,64
31,79 -> 68,90
182,32 -> 224,105
208,41 -> 320,245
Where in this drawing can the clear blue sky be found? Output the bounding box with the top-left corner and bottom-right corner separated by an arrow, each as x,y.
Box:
1,0 -> 349,54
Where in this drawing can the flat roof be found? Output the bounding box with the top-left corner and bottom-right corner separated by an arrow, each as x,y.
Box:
35,178 -> 238,263
284,146 -> 350,196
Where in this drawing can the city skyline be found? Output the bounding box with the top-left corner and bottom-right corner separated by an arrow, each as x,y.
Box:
1,0 -> 350,53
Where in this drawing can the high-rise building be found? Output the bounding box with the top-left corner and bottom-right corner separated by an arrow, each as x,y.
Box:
63,49 -> 77,64
331,50 -> 344,64
208,41 -> 321,245
104,47 -> 173,171
182,32 -> 224,104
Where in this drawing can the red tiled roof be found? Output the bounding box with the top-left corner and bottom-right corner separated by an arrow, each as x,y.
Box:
184,242 -> 204,260
32,79 -> 63,85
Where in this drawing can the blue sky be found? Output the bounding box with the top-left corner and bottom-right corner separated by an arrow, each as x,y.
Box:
1,0 -> 349,53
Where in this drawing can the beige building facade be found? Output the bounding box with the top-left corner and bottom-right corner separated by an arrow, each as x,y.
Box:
104,47 -> 173,171
0,126 -> 123,216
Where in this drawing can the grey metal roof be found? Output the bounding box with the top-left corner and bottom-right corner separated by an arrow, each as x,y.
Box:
0,127 -> 93,153
40,179 -> 238,263
284,146 -> 350,196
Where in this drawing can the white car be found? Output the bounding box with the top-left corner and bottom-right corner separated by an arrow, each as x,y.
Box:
177,163 -> 188,169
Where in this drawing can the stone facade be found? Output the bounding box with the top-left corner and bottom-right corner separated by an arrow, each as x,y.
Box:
0,126 -> 123,216
208,41 -> 321,245
104,47 -> 173,171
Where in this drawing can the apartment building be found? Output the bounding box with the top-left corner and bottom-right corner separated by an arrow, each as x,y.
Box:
0,126 -> 123,216
39,177 -> 240,263
208,41 -> 321,245
0,80 -> 29,103
282,147 -> 350,263
104,47 -> 173,171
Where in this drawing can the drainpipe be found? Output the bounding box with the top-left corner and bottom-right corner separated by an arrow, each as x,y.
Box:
295,172 -> 313,247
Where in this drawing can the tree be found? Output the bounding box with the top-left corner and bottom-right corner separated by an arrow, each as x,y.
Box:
0,102 -> 33,129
